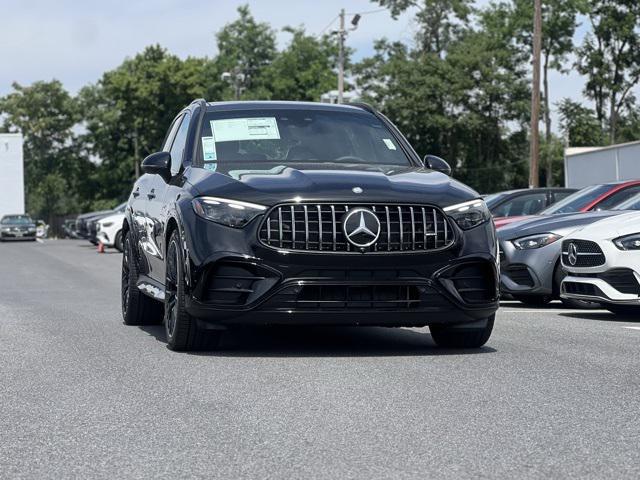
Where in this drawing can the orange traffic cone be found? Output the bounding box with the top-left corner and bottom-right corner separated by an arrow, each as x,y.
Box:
97,242 -> 105,253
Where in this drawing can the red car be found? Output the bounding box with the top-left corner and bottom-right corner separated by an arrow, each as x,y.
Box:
494,180 -> 640,229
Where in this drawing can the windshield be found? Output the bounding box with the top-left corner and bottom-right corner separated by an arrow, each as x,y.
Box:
197,108 -> 412,169
540,184 -> 611,215
613,192 -> 640,211
1,215 -> 34,225
484,193 -> 508,209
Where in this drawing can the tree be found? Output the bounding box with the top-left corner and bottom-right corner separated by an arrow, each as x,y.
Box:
576,0 -> 640,142
511,0 -> 583,185
0,80 -> 91,222
80,45 -> 207,203
262,28 -> 338,101
214,5 -> 277,99
557,98 -> 605,147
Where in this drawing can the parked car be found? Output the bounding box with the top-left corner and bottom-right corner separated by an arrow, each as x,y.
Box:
486,188 -> 576,219
561,211 -> 640,316
498,192 -> 640,307
121,99 -> 499,351
0,214 -> 37,241
76,203 -> 126,244
494,180 -> 640,229
62,219 -> 80,238
97,212 -> 125,251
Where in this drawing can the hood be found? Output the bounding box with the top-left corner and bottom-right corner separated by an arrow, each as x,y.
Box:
98,212 -> 125,225
566,211 -> 640,241
497,210 -> 625,241
185,164 -> 478,207
78,209 -> 113,221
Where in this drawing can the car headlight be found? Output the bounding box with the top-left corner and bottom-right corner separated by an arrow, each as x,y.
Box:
613,233 -> 640,250
1,227 -> 9,232
443,199 -> 491,230
192,196 -> 267,228
511,233 -> 562,250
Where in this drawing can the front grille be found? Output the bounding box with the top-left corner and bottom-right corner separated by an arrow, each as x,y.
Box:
505,264 -> 534,287
199,262 -> 279,306
561,239 -> 605,267
575,269 -> 640,295
441,262 -> 497,304
258,204 -> 453,252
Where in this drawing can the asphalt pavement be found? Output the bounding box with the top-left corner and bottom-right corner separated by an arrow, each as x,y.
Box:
1,239 -> 639,479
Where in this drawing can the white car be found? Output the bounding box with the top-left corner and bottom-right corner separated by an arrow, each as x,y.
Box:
97,212 -> 125,251
560,211 -> 640,315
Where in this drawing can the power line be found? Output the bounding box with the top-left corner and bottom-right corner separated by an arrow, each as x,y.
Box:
318,14 -> 339,37
346,7 -> 387,16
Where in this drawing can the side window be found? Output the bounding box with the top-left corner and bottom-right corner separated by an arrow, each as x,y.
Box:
492,193 -> 548,217
552,190 -> 574,203
162,115 -> 183,152
169,112 -> 191,175
594,185 -> 640,210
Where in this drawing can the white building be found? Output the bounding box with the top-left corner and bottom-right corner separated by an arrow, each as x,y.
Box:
564,140 -> 640,188
0,133 -> 25,217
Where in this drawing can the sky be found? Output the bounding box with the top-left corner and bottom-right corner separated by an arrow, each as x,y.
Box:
0,0 -> 592,131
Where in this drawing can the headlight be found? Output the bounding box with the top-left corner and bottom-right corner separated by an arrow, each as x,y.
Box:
192,196 -> 267,228
101,222 -> 114,228
443,199 -> 490,230
613,233 -> 640,250
1,227 -> 9,232
511,233 -> 562,250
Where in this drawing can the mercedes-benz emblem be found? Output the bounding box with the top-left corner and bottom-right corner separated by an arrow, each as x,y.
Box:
352,187 -> 363,194
567,242 -> 578,266
342,208 -> 381,249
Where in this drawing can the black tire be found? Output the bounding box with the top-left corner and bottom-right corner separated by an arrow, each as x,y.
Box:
164,230 -> 221,351
121,231 -> 163,325
114,230 -> 124,252
430,315 -> 495,348
513,294 -> 552,306
605,305 -> 640,316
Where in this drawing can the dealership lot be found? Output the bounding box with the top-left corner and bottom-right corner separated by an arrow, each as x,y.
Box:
1,240 -> 640,479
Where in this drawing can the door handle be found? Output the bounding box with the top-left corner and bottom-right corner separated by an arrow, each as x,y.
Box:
147,189 -> 156,200
132,188 -> 140,198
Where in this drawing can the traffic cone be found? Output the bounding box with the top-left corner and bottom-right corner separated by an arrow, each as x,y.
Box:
97,242 -> 105,253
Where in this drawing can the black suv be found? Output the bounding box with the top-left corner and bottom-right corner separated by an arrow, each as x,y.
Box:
122,100 -> 499,350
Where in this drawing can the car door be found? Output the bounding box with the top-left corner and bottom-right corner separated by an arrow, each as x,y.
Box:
146,112 -> 191,283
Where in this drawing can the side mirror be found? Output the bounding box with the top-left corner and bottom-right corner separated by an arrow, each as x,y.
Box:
141,151 -> 172,182
423,155 -> 452,176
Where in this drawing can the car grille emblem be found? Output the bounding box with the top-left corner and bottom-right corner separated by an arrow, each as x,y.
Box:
567,242 -> 578,266
342,208 -> 381,249
352,187 -> 363,194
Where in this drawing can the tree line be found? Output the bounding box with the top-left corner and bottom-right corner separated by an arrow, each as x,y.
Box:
1,1 -> 639,226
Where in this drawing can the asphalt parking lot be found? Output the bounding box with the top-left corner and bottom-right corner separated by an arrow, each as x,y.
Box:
1,239 -> 639,479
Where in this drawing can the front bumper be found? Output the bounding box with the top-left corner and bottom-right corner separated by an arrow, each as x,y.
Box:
498,239 -> 560,296
560,239 -> 640,305
0,231 -> 36,240
180,208 -> 499,327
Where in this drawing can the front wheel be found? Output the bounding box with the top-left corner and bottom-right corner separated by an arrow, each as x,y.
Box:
430,315 -> 495,349
114,230 -> 124,252
164,230 -> 221,351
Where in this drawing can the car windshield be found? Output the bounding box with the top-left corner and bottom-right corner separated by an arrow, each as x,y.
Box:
1,215 -> 33,225
197,108 -> 412,169
613,192 -> 640,211
540,184 -> 611,215
484,192 -> 508,209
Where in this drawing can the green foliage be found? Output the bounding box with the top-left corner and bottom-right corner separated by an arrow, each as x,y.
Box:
80,45 -> 208,203
576,0 -> 640,142
558,98 -> 605,147
0,80 -> 92,220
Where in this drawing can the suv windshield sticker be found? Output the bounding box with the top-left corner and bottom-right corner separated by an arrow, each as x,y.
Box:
211,117 -> 281,142
201,136 -> 217,161
382,138 -> 397,150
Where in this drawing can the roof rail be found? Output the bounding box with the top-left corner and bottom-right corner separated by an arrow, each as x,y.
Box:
189,98 -> 207,108
346,102 -> 376,114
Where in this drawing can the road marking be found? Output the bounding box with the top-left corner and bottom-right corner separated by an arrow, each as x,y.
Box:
623,326 -> 640,331
36,238 -> 44,244
501,309 -> 607,314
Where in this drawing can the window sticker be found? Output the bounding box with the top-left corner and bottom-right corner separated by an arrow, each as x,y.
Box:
211,117 -> 280,142
204,162 -> 217,172
382,138 -> 397,150
202,136 -> 217,161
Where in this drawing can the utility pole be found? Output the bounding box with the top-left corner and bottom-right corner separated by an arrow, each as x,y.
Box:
337,8 -> 345,104
529,0 -> 542,188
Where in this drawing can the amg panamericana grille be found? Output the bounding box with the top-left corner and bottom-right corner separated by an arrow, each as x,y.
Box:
259,203 -> 454,252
